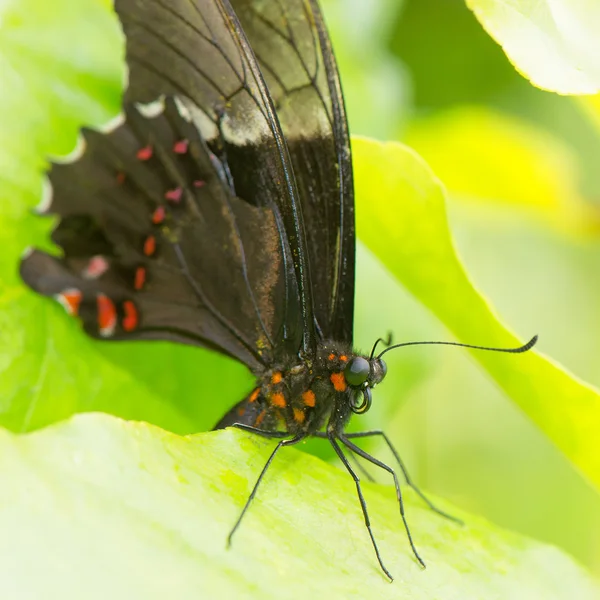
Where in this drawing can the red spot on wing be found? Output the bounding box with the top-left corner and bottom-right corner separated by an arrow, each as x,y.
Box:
143,236 -> 156,256
271,372 -> 283,384
134,267 -> 146,291
173,139 -> 188,154
83,255 -> 109,279
152,206 -> 166,225
330,372 -> 347,392
339,355 -> 348,362
193,180 -> 205,188
55,289 -> 82,316
328,353 -> 336,361
136,145 -> 153,161
302,390 -> 316,407
116,172 -> 126,185
249,388 -> 260,403
122,300 -> 139,332
271,392 -> 286,408
165,187 -> 183,203
96,294 -> 117,337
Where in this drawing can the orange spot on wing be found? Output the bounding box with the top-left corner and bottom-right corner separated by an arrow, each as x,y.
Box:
293,408 -> 306,424
270,371 -> 283,384
328,353 -> 336,361
143,235 -> 156,256
339,355 -> 348,362
248,388 -> 260,403
55,289 -> 82,316
96,294 -> 117,337
237,406 -> 246,417
330,372 -> 347,392
302,390 -> 316,407
122,300 -> 138,332
134,266 -> 146,291
271,392 -> 286,408
254,410 -> 266,427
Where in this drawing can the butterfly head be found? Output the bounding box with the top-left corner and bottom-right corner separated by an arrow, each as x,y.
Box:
344,355 -> 387,415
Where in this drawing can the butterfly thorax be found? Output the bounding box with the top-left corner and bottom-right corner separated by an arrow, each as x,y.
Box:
217,341 -> 387,437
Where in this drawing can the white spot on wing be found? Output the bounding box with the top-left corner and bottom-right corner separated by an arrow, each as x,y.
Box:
136,96 -> 166,119
52,135 -> 86,165
173,97 -> 191,122
34,178 -> 53,214
97,111 -> 125,134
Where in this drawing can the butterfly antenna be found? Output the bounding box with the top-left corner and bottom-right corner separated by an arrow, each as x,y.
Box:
377,335 -> 538,359
369,332 -> 394,360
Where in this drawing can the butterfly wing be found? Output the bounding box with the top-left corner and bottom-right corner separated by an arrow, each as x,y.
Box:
21,0 -> 323,370
231,0 -> 355,343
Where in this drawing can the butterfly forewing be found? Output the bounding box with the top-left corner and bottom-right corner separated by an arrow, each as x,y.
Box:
230,0 -> 355,342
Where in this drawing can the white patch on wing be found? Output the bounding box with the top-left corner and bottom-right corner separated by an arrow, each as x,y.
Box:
52,135 -> 86,165
34,178 -> 53,214
96,111 -> 125,134
174,96 -> 218,141
221,109 -> 271,146
136,96 -> 166,119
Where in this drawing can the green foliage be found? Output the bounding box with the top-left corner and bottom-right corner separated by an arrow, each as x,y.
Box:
0,413 -> 598,599
354,138 -> 600,494
467,0 -> 600,94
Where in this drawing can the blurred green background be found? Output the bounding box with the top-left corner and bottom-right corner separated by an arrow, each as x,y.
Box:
320,0 -> 600,577
1,0 -> 599,583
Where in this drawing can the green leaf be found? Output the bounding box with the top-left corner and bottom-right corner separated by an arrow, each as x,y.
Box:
1,413 -> 597,598
403,105 -> 598,235
466,0 -> 600,94
353,137 -> 600,494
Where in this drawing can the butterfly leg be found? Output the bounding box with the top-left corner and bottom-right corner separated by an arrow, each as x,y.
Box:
227,432 -> 305,546
313,431 -> 375,481
345,430 -> 463,525
339,435 -> 425,570
327,434 -> 393,582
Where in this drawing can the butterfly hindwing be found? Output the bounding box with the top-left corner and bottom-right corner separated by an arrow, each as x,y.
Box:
21,97 -> 300,370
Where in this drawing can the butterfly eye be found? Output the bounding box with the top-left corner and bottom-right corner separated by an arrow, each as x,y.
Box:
344,356 -> 370,387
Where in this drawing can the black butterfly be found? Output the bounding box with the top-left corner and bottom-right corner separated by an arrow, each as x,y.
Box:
20,0 -> 536,580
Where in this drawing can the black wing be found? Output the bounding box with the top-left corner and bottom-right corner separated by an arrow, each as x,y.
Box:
231,0 -> 355,343
21,0 -> 326,371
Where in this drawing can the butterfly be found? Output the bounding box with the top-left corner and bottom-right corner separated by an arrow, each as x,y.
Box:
19,0 -> 536,580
